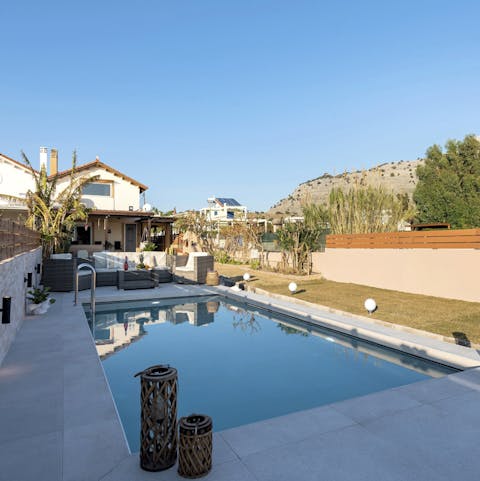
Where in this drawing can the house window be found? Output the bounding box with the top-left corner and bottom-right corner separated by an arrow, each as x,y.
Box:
73,225 -> 91,245
82,182 -> 112,196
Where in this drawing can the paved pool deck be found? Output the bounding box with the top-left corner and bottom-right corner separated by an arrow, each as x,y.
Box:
1,284 -> 480,481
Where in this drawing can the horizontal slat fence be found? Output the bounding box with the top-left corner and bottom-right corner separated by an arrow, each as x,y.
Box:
0,219 -> 40,261
326,229 -> 480,249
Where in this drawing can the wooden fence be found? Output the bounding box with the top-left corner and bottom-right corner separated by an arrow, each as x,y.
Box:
0,219 -> 40,261
326,228 -> 480,249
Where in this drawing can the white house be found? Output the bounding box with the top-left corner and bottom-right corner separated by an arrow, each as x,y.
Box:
0,148 -> 174,252
200,197 -> 247,224
0,153 -> 36,220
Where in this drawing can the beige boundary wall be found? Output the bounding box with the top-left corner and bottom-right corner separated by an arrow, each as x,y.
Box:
312,248 -> 480,302
0,247 -> 42,365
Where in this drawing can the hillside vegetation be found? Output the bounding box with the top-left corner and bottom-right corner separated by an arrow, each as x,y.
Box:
269,159 -> 423,216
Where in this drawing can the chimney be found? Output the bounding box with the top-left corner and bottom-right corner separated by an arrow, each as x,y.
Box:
39,147 -> 48,172
50,149 -> 58,176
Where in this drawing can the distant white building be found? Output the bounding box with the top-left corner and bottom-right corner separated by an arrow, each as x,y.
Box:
0,152 -> 36,219
200,197 -> 247,223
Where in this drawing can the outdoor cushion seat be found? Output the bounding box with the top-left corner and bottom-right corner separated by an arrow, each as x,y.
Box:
173,252 -> 213,284
151,267 -> 173,283
95,269 -> 119,287
77,249 -> 89,260
77,270 -> 93,291
50,253 -> 72,260
43,257 -> 92,291
118,270 -> 158,290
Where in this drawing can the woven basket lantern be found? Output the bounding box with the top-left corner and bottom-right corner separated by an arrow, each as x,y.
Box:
134,365 -> 178,471
178,414 -> 213,478
205,270 -> 219,286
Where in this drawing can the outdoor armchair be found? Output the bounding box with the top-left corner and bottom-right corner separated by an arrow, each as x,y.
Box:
173,252 -> 214,284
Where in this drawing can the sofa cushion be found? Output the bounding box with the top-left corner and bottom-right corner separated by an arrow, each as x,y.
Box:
51,253 -> 72,260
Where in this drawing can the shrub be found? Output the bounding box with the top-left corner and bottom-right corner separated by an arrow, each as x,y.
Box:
28,286 -> 52,304
141,242 -> 156,251
249,259 -> 261,270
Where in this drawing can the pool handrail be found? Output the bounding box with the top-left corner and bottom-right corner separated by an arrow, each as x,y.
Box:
75,263 -> 97,312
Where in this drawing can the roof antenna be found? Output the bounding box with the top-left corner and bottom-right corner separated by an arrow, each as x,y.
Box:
95,155 -> 100,161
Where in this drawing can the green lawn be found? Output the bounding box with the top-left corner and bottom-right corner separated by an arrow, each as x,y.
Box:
215,263 -> 480,346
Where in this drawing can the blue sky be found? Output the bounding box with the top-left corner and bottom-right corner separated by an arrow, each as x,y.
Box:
1,1 -> 479,212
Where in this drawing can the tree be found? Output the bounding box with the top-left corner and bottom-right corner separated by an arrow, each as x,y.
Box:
276,203 -> 328,274
219,220 -> 267,265
413,134 -> 480,228
23,151 -> 97,258
173,211 -> 218,254
328,184 -> 413,234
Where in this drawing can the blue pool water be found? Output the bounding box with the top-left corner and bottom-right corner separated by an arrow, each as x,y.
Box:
85,296 -> 455,453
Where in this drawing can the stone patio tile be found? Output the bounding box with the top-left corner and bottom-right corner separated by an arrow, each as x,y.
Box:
62,337 -> 99,359
220,405 -> 355,458
63,323 -> 95,342
0,361 -> 63,403
199,459 -> 257,481
0,431 -> 62,481
98,455 -> 162,481
330,387 -> 421,424
63,419 -> 129,481
447,366 -> 480,387
392,375 -> 475,404
242,424 -> 447,481
213,432 -> 238,464
63,363 -> 106,393
62,351 -> 105,380
15,319 -> 62,340
100,456 -> 256,481
2,337 -> 62,364
64,379 -> 119,429
431,389 -> 480,417
0,394 -> 63,444
363,402 -> 480,480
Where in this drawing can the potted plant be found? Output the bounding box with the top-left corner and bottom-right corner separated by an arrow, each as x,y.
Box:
27,286 -> 56,315
136,253 -> 150,269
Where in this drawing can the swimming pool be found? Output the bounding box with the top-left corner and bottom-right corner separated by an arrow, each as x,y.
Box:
84,296 -> 456,453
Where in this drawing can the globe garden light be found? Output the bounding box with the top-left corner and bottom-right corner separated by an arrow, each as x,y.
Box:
364,298 -> 376,314
243,273 -> 251,282
288,282 -> 297,294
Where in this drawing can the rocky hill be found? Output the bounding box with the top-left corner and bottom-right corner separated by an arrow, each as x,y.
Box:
268,159 -> 424,216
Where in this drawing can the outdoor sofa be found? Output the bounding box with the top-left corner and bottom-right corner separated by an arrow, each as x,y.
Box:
42,254 -> 93,292
42,251 -> 173,291
173,252 -> 214,284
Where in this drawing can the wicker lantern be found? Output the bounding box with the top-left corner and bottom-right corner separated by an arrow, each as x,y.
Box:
134,365 -> 178,471
205,270 -> 219,286
178,414 -> 213,478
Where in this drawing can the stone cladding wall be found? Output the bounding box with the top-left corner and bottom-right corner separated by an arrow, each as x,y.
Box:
0,248 -> 42,365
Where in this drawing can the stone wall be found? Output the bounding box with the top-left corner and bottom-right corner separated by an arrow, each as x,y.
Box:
0,248 -> 42,365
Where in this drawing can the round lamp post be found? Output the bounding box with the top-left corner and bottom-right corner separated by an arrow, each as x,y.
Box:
288,282 -> 297,294
364,298 -> 376,314
243,273 -> 251,282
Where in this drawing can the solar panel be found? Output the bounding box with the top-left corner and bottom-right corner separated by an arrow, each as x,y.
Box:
217,198 -> 241,206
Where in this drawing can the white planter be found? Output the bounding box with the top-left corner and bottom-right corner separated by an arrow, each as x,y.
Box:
26,302 -> 37,315
32,300 -> 50,315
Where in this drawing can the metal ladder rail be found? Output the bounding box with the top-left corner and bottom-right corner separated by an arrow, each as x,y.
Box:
74,263 -> 97,313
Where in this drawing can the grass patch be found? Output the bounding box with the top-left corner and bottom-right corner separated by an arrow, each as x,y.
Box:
215,263 -> 480,345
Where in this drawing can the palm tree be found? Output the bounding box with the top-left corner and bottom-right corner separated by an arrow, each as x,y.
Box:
23,151 -> 98,258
